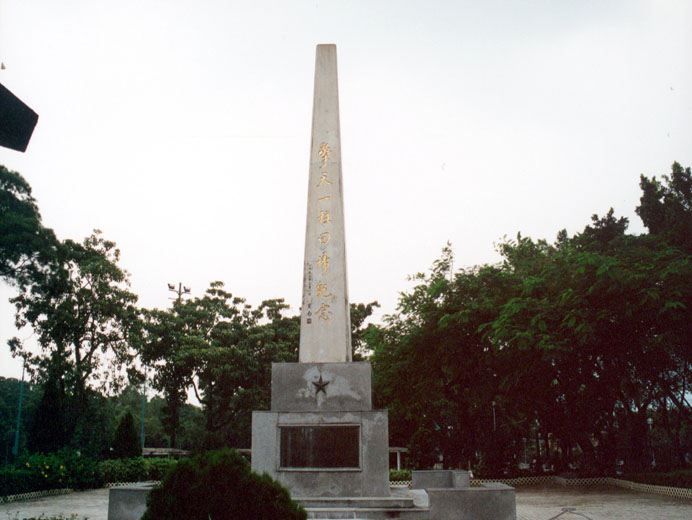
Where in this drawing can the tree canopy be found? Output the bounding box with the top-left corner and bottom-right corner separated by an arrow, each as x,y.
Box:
370,163 -> 692,474
0,165 -> 59,288
140,283 -> 300,449
3,161 -> 691,473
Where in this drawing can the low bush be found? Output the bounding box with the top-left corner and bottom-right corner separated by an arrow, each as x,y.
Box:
60,451 -> 103,490
19,451 -> 101,491
0,467 -> 36,496
621,470 -> 692,488
142,448 -> 306,520
1,451 -> 102,496
97,457 -> 177,483
144,458 -> 177,480
389,469 -> 412,481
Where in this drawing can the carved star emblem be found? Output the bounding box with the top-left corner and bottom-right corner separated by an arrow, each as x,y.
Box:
312,374 -> 330,395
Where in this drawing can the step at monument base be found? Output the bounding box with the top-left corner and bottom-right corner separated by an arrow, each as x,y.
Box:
297,496 -> 429,519
305,508 -> 430,520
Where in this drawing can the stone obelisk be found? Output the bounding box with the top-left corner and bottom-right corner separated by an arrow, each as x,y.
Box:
299,44 -> 352,363
252,45 -> 389,500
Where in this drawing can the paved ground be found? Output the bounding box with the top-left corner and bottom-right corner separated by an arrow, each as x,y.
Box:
0,486 -> 691,519
516,486 -> 692,520
0,489 -> 109,520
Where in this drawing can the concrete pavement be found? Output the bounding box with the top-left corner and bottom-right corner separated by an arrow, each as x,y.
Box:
515,486 -> 692,520
0,488 -> 109,520
0,485 -> 691,519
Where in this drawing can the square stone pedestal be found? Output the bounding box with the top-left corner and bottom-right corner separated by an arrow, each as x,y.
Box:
251,362 -> 390,497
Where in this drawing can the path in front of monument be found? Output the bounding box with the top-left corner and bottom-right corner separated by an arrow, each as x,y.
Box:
515,486 -> 692,519
0,486 -> 691,519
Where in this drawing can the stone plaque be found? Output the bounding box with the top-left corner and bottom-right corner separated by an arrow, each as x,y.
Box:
280,425 -> 360,469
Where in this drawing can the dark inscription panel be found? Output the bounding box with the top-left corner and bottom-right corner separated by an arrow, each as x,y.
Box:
280,425 -> 360,469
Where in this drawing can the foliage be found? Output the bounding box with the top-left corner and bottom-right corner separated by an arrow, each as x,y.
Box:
370,165 -> 692,475
140,283 -> 300,450
389,469 -> 412,481
637,162 -> 692,253
6,451 -> 103,493
26,382 -> 115,459
10,231 -> 141,398
350,301 -> 379,360
0,467 -> 34,496
27,374 -> 69,455
0,165 -> 59,287
97,457 -> 176,483
2,169 -> 147,457
9,231 -> 141,454
0,376 -> 40,464
142,448 -> 306,520
371,244 -> 518,470
111,412 -> 141,459
0,379 -> 203,465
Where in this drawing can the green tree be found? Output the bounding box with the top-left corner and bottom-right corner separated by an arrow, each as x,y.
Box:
350,301 -> 379,360
371,245 -> 518,471
0,165 -> 59,287
370,201 -> 692,474
143,281 -> 385,450
27,370 -> 69,454
637,162 -> 692,253
111,411 -> 141,458
10,231 -> 141,453
10,231 -> 140,400
0,376 -> 40,462
141,283 -> 300,450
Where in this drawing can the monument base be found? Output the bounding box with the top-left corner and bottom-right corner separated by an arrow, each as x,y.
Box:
251,362 -> 390,498
252,363 -> 389,498
252,410 -> 390,497
411,470 -> 517,520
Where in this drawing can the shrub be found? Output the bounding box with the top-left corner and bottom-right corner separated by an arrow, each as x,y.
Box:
97,457 -> 176,483
59,451 -> 103,490
389,469 -> 412,481
144,458 -> 177,480
98,457 -> 144,483
142,448 -> 306,520
5,450 -> 102,495
0,467 -> 36,496
111,412 -> 141,459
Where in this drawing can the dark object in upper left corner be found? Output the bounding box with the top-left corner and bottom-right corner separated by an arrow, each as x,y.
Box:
0,82 -> 39,152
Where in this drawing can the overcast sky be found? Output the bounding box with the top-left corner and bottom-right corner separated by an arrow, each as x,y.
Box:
1,0 -> 691,381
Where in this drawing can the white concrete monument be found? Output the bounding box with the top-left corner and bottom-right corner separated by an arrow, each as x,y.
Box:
252,44 -> 390,500
299,44 -> 352,363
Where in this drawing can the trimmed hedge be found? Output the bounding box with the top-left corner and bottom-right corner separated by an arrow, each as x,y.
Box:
98,457 -> 176,483
0,467 -> 35,496
1,454 -> 179,498
15,451 -> 102,491
143,448 -> 306,520
390,469 -> 412,481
